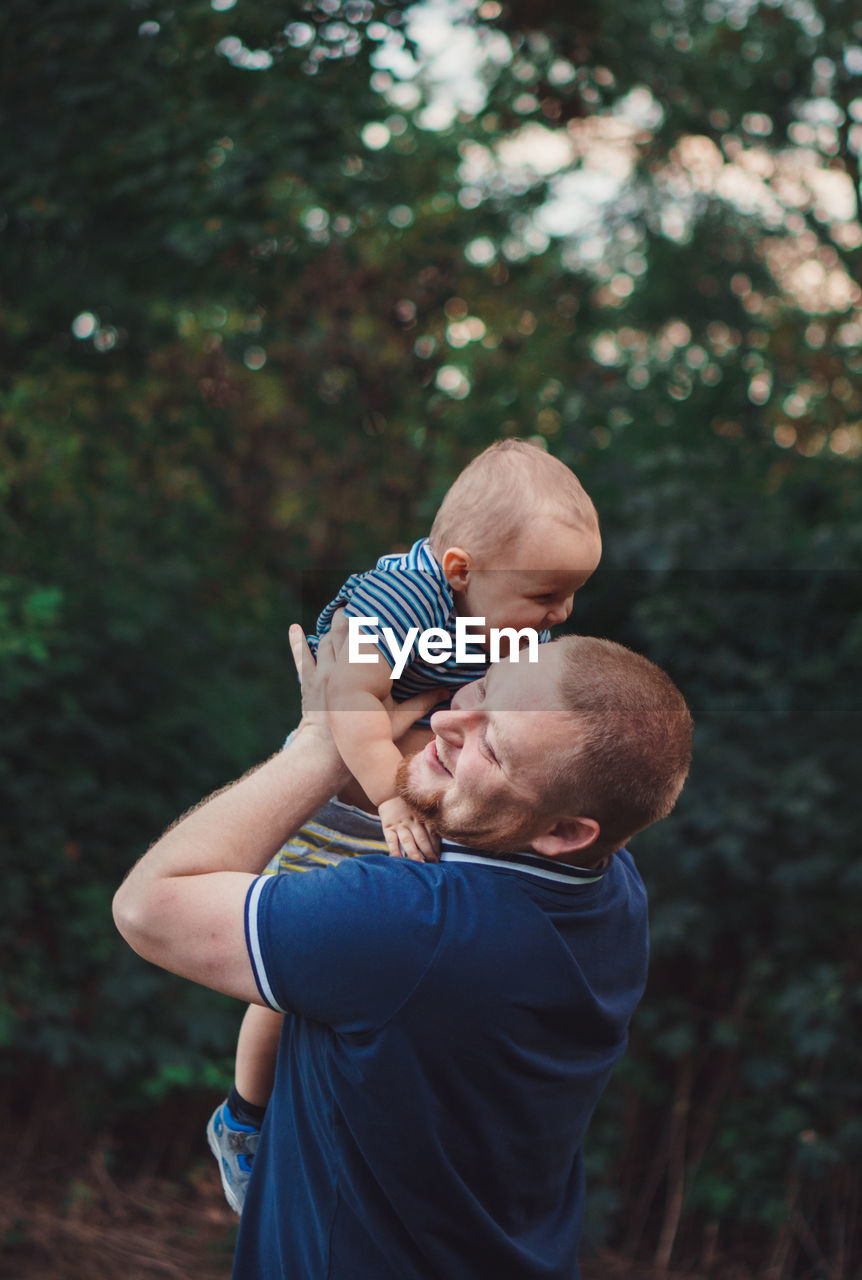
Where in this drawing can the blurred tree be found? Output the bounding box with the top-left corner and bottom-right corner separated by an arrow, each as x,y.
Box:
1,0 -> 860,1273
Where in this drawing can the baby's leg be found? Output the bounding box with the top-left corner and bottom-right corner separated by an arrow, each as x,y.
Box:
207,1011 -> 271,1215
235,1002 -> 283,1107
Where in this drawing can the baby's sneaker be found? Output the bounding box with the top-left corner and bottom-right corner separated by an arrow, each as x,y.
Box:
206,1099 -> 260,1215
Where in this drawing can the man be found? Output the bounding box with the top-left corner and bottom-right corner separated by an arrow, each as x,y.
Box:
113,622 -> 692,1279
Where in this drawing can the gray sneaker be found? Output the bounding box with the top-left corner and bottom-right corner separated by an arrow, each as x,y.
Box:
206,1100 -> 260,1215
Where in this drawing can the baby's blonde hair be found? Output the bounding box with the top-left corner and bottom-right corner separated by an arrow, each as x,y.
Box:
429,439 -> 599,563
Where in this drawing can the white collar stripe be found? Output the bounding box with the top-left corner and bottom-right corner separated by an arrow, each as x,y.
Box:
439,845 -> 604,885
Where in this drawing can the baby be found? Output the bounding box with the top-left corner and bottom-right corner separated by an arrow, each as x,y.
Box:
207,439 -> 602,1212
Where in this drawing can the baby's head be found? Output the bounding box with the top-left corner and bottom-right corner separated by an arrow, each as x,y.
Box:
428,439 -> 601,641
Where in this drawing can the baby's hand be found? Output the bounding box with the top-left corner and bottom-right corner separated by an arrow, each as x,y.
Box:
378,797 -> 441,864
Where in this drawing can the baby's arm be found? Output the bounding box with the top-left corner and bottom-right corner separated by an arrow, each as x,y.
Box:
327,651 -> 440,863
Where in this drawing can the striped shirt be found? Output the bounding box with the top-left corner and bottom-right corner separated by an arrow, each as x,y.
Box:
309,538 -> 550,716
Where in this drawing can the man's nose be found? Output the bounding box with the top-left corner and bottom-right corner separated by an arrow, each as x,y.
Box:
429,704 -> 476,742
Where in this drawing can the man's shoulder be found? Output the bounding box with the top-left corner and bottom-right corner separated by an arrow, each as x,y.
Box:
250,858 -> 452,1026
610,847 -> 647,895
262,854 -> 448,926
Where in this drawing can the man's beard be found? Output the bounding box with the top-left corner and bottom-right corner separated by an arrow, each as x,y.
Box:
395,751 -> 533,852
395,753 -> 445,827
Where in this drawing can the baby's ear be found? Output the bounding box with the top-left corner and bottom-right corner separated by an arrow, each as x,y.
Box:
440,546 -> 472,590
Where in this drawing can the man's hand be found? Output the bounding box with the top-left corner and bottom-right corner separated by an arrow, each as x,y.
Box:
288,619 -> 343,727
287,622 -> 349,787
378,796 -> 441,863
296,612 -> 443,747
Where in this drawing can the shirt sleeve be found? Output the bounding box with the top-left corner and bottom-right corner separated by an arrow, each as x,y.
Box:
342,567 -> 451,669
244,858 -> 446,1032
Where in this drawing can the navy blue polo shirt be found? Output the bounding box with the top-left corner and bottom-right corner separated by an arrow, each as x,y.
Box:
234,842 -> 648,1279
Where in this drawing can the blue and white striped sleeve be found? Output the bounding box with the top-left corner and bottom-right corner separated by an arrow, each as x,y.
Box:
341,568 -> 450,667
244,876 -> 286,1012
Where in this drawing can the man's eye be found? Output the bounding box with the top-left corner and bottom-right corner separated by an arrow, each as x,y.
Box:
480,734 -> 497,764
475,679 -> 486,701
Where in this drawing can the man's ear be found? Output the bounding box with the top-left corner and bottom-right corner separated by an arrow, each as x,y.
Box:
530,816 -> 601,862
440,546 -> 473,591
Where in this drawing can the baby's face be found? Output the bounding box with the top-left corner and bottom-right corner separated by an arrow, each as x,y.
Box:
458,518 -> 601,649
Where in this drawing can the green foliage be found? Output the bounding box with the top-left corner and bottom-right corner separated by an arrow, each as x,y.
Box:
582,568 -> 862,1257
2,0 -> 861,1272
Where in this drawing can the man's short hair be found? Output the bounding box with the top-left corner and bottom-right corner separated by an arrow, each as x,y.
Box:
552,636 -> 693,859
429,439 -> 600,562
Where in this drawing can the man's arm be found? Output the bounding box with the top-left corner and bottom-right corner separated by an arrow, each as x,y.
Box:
112,622 -> 440,1003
